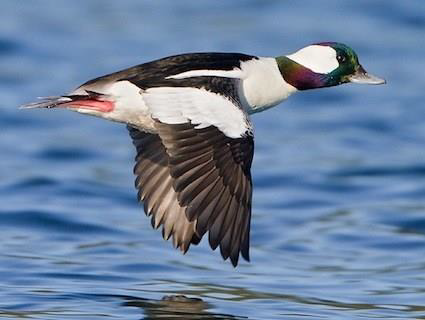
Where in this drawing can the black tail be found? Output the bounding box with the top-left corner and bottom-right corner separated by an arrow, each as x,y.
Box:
20,96 -> 73,109
20,90 -> 108,109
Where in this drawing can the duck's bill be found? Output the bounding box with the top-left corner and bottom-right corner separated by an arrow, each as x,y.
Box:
348,65 -> 386,85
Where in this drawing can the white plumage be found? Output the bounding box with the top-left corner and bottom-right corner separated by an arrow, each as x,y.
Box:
286,45 -> 339,74
144,87 -> 250,138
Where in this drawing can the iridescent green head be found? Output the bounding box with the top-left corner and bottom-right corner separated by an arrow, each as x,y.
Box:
276,42 -> 385,90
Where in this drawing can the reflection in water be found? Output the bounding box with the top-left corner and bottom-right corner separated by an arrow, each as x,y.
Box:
1,289 -> 424,319
97,287 -> 425,319
0,293 -> 243,319
122,294 -> 244,320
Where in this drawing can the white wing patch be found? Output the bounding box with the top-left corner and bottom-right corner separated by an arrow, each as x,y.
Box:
286,45 -> 338,74
142,87 -> 250,138
166,68 -> 243,80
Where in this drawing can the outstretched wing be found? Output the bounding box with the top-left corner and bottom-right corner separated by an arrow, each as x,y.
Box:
128,75 -> 254,266
128,128 -> 201,249
128,122 -> 253,267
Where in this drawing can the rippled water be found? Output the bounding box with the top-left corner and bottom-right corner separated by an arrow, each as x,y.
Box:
1,1 -> 425,319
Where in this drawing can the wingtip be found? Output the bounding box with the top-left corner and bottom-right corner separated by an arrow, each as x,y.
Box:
230,255 -> 239,268
241,247 -> 250,262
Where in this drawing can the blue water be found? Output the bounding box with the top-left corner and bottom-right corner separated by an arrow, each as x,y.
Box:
1,1 -> 425,319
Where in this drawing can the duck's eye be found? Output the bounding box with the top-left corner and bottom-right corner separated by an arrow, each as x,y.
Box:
337,54 -> 347,64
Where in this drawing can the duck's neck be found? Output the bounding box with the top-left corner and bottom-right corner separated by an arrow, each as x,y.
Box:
241,57 -> 298,114
275,56 -> 330,90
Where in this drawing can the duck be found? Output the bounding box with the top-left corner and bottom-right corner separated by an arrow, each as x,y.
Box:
23,42 -> 385,267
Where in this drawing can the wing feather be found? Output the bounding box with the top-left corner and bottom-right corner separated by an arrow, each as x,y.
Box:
127,95 -> 254,266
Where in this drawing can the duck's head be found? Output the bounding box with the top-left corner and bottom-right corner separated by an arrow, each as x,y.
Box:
276,42 -> 386,90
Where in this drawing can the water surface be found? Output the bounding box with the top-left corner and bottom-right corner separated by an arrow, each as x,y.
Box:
1,1 -> 425,319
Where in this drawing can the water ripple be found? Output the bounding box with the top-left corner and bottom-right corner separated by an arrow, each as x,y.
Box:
1,1 -> 424,319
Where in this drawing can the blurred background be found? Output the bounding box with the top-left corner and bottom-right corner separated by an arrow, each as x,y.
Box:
1,1 -> 425,319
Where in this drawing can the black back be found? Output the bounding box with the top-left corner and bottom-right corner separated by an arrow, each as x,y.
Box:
82,52 -> 257,88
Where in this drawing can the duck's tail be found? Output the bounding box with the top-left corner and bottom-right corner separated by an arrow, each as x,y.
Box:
20,91 -> 109,109
20,96 -> 73,109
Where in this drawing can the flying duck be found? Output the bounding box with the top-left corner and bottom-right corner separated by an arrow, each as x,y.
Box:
23,42 -> 385,266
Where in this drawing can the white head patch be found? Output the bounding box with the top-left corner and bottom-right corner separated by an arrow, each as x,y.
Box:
286,45 -> 339,74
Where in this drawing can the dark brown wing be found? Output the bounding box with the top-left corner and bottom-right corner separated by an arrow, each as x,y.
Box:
128,127 -> 200,252
128,122 -> 253,266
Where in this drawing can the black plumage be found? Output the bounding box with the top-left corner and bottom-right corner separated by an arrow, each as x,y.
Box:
83,52 -> 256,86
